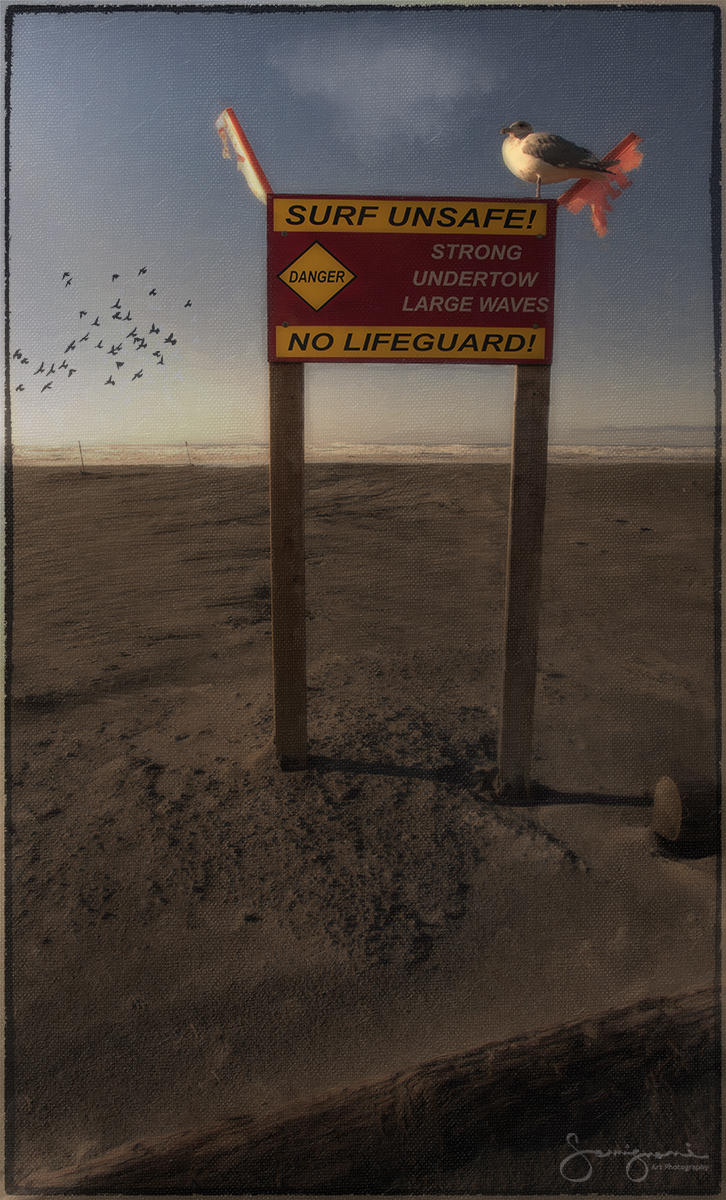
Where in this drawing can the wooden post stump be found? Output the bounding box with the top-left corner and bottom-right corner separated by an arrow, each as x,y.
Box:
652,773 -> 719,848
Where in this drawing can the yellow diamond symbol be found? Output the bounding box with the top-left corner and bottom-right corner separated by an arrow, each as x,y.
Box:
278,242 -> 356,311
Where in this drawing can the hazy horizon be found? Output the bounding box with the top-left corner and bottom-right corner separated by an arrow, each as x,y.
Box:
12,421 -> 717,450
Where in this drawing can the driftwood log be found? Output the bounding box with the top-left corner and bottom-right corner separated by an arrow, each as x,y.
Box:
20,987 -> 717,1194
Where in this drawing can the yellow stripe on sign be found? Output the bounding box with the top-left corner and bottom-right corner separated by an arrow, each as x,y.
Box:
273,199 -> 547,236
275,326 -> 547,359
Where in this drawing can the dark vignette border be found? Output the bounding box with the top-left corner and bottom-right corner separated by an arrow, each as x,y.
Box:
3,3 -> 722,1195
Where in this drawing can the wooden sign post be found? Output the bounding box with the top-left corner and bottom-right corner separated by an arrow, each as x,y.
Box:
268,361 -> 308,769
266,195 -> 557,789
497,363 -> 551,797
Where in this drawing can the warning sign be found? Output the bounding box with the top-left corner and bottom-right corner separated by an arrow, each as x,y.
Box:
278,242 -> 356,310
276,326 -> 546,360
268,195 -> 556,363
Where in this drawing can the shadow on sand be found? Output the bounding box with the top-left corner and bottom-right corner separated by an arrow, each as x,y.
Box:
307,754 -> 652,809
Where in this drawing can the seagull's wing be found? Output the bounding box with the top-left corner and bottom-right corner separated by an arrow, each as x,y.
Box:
522,132 -> 613,170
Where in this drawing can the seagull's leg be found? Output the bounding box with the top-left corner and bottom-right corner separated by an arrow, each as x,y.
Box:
535,175 -> 542,199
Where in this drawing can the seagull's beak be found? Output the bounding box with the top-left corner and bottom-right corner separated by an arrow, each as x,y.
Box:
500,125 -> 511,135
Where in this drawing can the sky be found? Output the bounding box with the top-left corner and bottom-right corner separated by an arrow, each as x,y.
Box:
6,1 -> 719,447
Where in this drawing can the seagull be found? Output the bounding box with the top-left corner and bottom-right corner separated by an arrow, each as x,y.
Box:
41,381 -> 53,391
112,273 -> 119,281
148,288 -> 157,296
15,384 -> 24,392
79,333 -> 89,343
500,121 -> 617,198
105,375 -> 116,386
184,299 -> 191,308
132,369 -> 143,381
65,340 -> 76,353
61,271 -> 70,280
80,310 -> 87,319
150,322 -> 160,334
138,266 -> 147,275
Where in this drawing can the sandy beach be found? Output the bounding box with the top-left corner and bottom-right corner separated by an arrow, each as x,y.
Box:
6,459 -> 719,1192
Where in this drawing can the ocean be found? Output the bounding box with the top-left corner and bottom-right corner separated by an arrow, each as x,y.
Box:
10,441 -> 716,467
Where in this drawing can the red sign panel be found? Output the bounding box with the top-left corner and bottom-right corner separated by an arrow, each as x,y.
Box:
268,195 -> 556,364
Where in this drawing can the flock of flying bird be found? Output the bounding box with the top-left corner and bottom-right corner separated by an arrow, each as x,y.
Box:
12,266 -> 192,397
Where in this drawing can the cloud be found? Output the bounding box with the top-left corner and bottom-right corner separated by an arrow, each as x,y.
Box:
273,27 -> 502,150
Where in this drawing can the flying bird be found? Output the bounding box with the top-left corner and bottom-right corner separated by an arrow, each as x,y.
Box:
41,381 -> 53,391
92,317 -> 100,327
59,360 -> 69,370
68,368 -> 77,377
112,273 -> 119,281
150,323 -> 160,335
64,277 -> 72,287
34,362 -> 45,375
112,297 -> 121,309
184,299 -> 191,308
12,349 -> 22,360
80,310 -> 87,319
148,288 -> 157,296
65,340 -> 76,353
15,384 -> 24,392
138,266 -> 147,275
96,340 -> 104,349
105,376 -> 116,386
79,333 -> 89,343
61,271 -> 70,280
164,332 -> 176,345
132,369 -> 143,381
500,121 -> 616,198
115,360 -> 124,369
